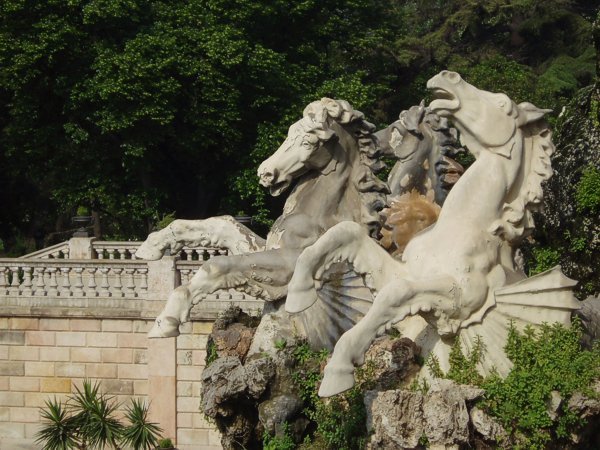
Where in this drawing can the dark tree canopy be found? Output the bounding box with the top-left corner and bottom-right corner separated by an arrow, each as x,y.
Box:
0,0 -> 597,254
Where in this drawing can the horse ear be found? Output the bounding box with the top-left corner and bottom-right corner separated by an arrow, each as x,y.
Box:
303,101 -> 329,123
517,102 -> 552,125
399,103 -> 426,134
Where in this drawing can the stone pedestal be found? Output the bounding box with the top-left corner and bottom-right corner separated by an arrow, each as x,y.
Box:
148,337 -> 177,442
68,237 -> 96,259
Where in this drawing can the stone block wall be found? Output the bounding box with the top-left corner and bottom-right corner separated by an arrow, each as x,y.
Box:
0,316 -> 221,450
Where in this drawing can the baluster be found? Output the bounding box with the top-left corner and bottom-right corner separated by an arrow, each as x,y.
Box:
108,249 -> 116,260
97,268 -> 110,297
72,268 -> 84,296
138,268 -> 148,295
47,268 -> 59,296
96,247 -> 105,260
0,266 -> 8,295
111,268 -> 124,297
180,268 -> 191,285
205,249 -> 215,260
124,268 -> 136,297
8,266 -> 20,295
64,249 -> 70,259
118,249 -> 126,260
21,266 -> 33,296
86,267 -> 97,297
59,267 -> 71,297
33,267 -> 46,296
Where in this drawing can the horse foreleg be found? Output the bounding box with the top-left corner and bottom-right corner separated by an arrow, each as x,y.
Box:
148,267 -> 215,338
318,277 -> 459,397
136,216 -> 266,260
286,221 -> 402,313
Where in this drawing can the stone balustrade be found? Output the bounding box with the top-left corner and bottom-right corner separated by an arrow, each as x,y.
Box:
93,241 -> 140,260
0,259 -> 149,299
19,241 -> 70,259
1,237 -> 262,319
20,238 -> 228,262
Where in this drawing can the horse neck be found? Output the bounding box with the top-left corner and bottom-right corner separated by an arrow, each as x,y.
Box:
288,140 -> 359,224
437,130 -> 525,227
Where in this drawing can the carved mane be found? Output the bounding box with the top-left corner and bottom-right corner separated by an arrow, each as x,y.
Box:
489,109 -> 554,244
304,98 -> 389,238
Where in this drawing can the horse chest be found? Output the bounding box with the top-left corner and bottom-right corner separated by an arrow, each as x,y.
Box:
403,228 -> 499,277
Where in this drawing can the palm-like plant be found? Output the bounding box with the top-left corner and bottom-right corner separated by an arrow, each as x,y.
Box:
36,398 -> 79,450
69,380 -> 123,449
36,380 -> 165,450
121,399 -> 163,450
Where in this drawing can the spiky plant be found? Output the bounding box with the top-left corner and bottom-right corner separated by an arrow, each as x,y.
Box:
35,398 -> 79,450
69,380 -> 123,449
121,399 -> 162,450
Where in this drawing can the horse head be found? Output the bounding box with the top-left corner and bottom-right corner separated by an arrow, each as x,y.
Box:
377,102 -> 464,205
427,71 -> 550,159
257,98 -> 360,197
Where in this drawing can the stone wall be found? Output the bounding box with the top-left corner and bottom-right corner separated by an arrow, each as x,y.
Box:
0,316 -> 221,450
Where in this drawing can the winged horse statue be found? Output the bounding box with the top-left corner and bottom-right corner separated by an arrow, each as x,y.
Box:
285,71 -> 580,397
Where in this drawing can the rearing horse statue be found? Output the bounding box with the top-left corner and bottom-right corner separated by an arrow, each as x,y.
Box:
136,98 -> 388,341
285,71 -> 580,397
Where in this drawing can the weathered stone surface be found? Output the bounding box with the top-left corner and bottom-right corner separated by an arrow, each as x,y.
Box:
567,381 -> 600,447
244,357 -> 276,399
534,83 -> 600,297
212,322 -> 256,361
575,295 -> 600,349
258,394 -> 304,436
365,380 -> 483,449
470,407 -> 508,443
365,389 -> 425,449
201,356 -> 246,418
363,335 -> 421,391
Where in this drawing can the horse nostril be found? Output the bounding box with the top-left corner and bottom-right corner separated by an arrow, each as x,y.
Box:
258,167 -> 277,185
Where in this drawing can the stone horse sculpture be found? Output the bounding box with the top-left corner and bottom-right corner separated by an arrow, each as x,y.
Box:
285,71 -> 580,397
136,98 -> 389,342
377,101 -> 464,204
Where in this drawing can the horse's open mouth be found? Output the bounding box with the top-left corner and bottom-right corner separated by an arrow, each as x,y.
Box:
428,87 -> 460,113
269,178 -> 291,196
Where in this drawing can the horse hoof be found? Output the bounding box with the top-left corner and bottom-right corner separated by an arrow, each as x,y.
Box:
285,286 -> 319,313
148,317 -> 180,338
318,365 -> 356,397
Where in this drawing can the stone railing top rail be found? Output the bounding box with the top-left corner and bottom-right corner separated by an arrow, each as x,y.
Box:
16,238 -> 228,260
19,241 -> 70,259
0,258 -> 148,269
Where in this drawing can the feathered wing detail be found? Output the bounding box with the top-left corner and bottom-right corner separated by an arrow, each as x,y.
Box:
296,263 -> 375,350
419,266 -> 579,379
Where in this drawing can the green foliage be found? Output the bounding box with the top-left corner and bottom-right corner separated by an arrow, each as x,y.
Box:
36,399 -> 79,450
121,399 -> 163,450
263,423 -> 296,450
36,380 -> 162,450
206,339 -> 219,366
155,212 -> 176,231
69,380 -> 123,450
275,338 -> 287,351
574,166 -> 600,213
430,321 -> 600,449
290,342 -> 369,450
157,437 -> 174,448
482,321 -> 600,448
446,336 -> 485,386
0,0 -> 595,249
529,247 -> 561,275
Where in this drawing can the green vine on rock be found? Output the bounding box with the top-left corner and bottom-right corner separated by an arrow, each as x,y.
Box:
428,320 -> 600,449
